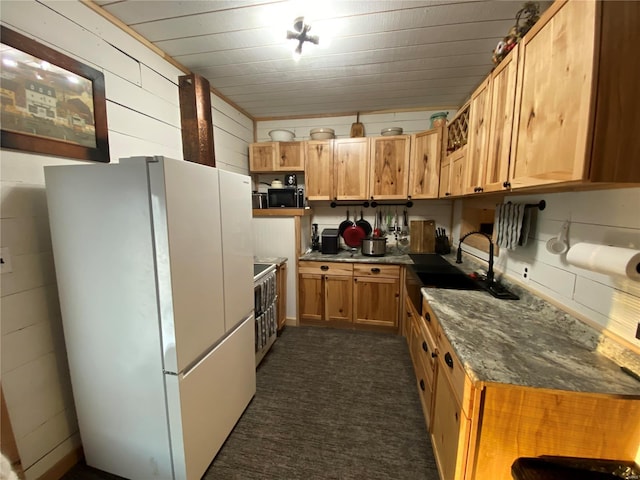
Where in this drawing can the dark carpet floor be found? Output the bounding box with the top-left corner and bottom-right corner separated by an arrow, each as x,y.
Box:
62,326 -> 439,479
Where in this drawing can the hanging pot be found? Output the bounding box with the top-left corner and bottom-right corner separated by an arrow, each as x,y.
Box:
343,223 -> 366,248
338,210 -> 355,237
355,210 -> 372,236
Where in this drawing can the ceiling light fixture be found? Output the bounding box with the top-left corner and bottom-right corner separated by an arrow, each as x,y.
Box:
286,16 -> 319,60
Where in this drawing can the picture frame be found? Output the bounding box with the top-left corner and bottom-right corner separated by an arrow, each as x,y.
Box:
0,26 -> 110,162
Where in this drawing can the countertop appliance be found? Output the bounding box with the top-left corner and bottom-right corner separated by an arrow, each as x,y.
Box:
254,263 -> 277,366
321,228 -> 340,254
44,156 -> 256,480
268,187 -> 304,208
252,191 -> 267,209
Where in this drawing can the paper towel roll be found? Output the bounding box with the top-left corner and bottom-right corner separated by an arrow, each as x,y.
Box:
566,243 -> 640,280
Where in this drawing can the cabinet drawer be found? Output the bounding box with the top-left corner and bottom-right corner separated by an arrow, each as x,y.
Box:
353,264 -> 400,278
418,316 -> 438,375
437,328 -> 474,416
299,261 -> 353,276
422,297 -> 440,340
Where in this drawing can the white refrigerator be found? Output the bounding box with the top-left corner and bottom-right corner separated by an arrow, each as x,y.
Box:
44,156 -> 256,480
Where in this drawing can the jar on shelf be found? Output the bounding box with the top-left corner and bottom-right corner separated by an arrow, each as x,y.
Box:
430,112 -> 448,128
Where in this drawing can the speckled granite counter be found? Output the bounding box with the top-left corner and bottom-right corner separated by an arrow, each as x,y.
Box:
299,247 -> 412,264
422,254 -> 640,396
254,256 -> 287,266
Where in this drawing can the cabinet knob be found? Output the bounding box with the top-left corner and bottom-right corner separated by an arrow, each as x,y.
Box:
371,267 -> 381,274
431,352 -> 438,358
425,312 -> 431,322
503,181 -> 511,188
419,379 -> 425,391
422,341 -> 428,352
444,352 -> 454,369
445,192 -> 451,196
320,265 -> 329,271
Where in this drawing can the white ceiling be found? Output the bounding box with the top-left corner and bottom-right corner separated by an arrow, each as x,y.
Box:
93,0 -> 546,120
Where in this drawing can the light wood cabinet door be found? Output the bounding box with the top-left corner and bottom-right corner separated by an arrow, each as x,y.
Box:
298,273 -> 323,322
249,142 -> 304,172
334,138 -> 370,200
369,135 -> 411,199
325,275 -> 353,323
510,0 -> 596,188
464,78 -> 492,195
274,142 -> 304,171
431,369 -> 471,480
249,142 -> 277,172
409,128 -> 443,199
299,262 -> 353,324
305,140 -> 334,200
438,155 -> 452,198
484,44 -> 519,193
353,275 -> 400,329
450,147 -> 467,197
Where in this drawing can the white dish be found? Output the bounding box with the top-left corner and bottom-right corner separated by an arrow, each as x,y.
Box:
269,129 -> 295,141
310,128 -> 335,140
381,127 -> 403,136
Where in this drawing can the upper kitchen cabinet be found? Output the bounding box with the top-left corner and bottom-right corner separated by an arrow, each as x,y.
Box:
509,0 -> 640,189
463,77 -> 492,195
305,140 -> 334,200
483,44 -> 519,193
408,127 -> 443,199
249,141 -> 305,173
369,135 -> 411,200
440,104 -> 469,198
334,138 -> 370,200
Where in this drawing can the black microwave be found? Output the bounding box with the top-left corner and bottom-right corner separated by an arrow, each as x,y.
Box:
268,188 -> 304,208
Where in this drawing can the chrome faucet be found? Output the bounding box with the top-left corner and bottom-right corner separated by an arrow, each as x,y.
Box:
456,231 -> 494,284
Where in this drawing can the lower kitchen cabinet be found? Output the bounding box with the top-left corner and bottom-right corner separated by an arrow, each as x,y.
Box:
412,296 -> 640,480
430,352 -> 472,480
406,297 -> 437,431
298,261 -> 401,331
353,265 -> 400,329
298,262 -> 353,326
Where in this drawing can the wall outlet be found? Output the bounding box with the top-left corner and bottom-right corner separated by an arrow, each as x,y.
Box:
522,266 -> 530,282
0,247 -> 12,274
636,323 -> 640,340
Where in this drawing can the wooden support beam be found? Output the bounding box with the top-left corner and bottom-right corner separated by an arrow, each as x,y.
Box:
178,73 -> 215,167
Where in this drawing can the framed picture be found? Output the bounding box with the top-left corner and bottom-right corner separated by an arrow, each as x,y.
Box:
0,26 -> 109,162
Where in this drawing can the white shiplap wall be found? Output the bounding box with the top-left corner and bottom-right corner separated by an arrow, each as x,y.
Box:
453,188 -> 640,349
0,2 -> 252,478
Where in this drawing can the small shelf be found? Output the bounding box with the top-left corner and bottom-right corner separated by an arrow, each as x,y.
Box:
252,208 -> 313,217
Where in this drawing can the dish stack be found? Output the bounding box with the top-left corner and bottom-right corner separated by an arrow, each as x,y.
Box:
381,127 -> 403,136
310,128 -> 335,140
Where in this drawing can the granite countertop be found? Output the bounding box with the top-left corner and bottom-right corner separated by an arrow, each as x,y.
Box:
299,247 -> 413,265
422,254 -> 640,396
254,256 -> 287,266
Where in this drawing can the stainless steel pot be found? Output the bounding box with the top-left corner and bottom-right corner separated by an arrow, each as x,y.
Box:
361,237 -> 387,256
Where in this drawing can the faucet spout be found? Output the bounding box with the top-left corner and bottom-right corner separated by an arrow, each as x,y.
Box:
456,231 -> 495,284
